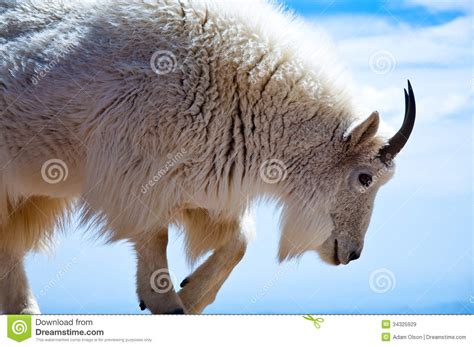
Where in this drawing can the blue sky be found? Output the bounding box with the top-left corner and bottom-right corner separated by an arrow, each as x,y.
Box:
25,0 -> 473,314
285,0 -> 464,21
284,0 -> 466,24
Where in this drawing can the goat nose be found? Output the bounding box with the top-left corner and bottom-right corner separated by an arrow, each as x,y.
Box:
347,250 -> 361,263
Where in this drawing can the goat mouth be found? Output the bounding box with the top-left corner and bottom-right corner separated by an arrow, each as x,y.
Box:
333,239 -> 341,265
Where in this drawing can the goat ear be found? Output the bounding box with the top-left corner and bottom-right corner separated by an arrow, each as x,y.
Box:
345,111 -> 379,147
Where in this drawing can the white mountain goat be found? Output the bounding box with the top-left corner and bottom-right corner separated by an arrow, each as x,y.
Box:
0,0 -> 416,314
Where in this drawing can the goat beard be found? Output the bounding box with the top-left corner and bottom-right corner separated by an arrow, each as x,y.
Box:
278,203 -> 334,262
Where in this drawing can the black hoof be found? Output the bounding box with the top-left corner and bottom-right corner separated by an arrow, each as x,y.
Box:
180,277 -> 189,288
165,308 -> 185,314
139,300 -> 147,311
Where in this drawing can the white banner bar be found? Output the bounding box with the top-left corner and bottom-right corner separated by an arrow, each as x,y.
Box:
1,315 -> 472,346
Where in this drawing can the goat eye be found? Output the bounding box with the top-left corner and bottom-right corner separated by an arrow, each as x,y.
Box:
358,173 -> 372,187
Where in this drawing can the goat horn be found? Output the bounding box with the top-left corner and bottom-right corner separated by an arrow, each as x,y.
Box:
378,80 -> 416,164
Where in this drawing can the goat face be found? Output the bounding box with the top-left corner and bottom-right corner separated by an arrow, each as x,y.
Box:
278,81 -> 415,265
316,156 -> 395,265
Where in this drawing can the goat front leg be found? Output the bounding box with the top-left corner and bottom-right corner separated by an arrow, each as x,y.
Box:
0,252 -> 40,314
134,228 -> 185,314
178,230 -> 246,314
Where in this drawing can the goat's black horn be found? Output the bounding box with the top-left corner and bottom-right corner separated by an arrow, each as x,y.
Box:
378,80 -> 416,164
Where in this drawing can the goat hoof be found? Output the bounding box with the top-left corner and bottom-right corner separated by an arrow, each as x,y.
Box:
180,277 -> 189,288
139,300 -> 147,311
165,308 -> 185,314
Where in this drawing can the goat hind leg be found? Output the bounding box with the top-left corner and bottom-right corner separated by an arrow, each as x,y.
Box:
0,196 -> 69,314
0,252 -> 40,314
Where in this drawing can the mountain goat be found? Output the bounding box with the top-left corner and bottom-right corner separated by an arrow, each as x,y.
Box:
0,0 -> 415,314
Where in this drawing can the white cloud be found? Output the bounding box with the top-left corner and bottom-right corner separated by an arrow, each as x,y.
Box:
353,68 -> 472,125
309,14 -> 472,123
335,16 -> 472,67
311,15 -> 406,40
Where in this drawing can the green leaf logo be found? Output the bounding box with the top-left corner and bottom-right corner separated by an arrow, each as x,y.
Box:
7,315 -> 32,342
